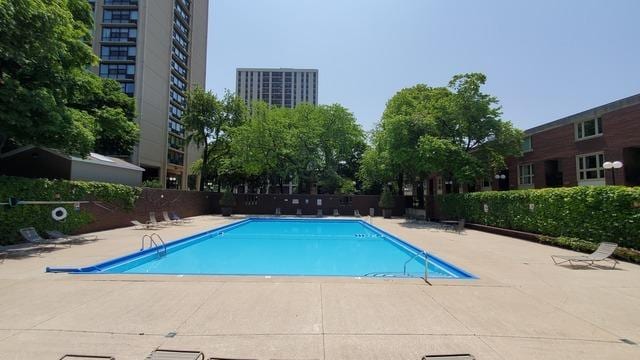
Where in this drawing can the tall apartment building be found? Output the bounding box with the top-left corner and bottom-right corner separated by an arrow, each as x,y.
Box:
87,0 -> 208,189
236,68 -> 318,108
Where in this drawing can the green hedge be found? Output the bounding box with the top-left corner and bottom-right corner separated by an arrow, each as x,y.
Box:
0,176 -> 141,245
438,186 -> 640,250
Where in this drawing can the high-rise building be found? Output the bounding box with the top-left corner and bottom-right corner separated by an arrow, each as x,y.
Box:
87,0 -> 208,190
236,68 -> 318,108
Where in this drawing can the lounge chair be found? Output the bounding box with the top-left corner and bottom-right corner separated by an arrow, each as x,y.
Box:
131,220 -> 158,230
19,227 -> 74,247
551,242 -> 619,269
422,354 -> 475,360
354,209 -> 361,217
59,355 -> 115,360
443,219 -> 465,234
150,212 -> 170,227
333,209 -> 339,216
316,209 -> 323,217
163,211 -> 183,225
275,207 -> 281,216
170,211 -> 193,223
146,349 -> 204,360
46,230 -> 97,243
296,208 -> 302,216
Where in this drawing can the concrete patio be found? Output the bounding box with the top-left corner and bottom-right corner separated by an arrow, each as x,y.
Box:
0,215 -> 639,359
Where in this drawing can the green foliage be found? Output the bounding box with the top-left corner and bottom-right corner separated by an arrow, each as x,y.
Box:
141,179 -> 163,188
359,73 -> 523,192
226,101 -> 366,194
218,189 -> 236,207
0,0 -> 138,156
438,186 -> 640,250
536,236 -> 640,264
378,188 -> 395,209
183,87 -> 247,190
0,176 -> 141,244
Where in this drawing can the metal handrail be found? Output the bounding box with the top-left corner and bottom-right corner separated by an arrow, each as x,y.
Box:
403,251 -> 429,283
140,233 -> 167,257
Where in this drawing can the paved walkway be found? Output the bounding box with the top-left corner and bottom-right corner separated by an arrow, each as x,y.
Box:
0,215 -> 639,359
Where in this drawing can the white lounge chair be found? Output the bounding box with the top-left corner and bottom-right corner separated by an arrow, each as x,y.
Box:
163,211 -> 182,225
296,209 -> 302,216
443,219 -> 465,234
316,209 -> 323,217
19,227 -> 73,247
422,355 -> 475,360
145,348 -> 204,360
169,211 -> 193,223
275,207 -> 281,216
131,220 -> 158,230
551,242 -> 619,269
150,212 -> 170,227
46,230 -> 97,243
354,209 -> 361,217
333,209 -> 339,216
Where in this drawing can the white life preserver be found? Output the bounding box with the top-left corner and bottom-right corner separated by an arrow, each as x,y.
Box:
52,207 -> 68,221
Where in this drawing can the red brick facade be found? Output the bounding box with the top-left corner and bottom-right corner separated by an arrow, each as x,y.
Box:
503,96 -> 640,189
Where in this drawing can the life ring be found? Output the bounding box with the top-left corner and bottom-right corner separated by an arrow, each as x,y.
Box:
52,207 -> 68,221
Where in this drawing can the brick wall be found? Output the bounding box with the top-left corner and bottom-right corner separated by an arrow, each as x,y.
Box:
77,188 -> 218,234
506,102 -> 640,189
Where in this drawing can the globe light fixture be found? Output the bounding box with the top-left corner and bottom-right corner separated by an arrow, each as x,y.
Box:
603,161 -> 623,185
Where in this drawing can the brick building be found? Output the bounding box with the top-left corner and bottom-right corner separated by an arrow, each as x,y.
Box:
500,93 -> 640,190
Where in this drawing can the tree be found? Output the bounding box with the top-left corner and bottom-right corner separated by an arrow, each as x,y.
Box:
0,0 -> 139,157
359,73 -> 523,193
182,87 -> 247,191
0,0 -> 96,154
226,102 -> 366,194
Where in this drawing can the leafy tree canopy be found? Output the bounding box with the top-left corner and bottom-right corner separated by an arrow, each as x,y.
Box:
360,73 -> 523,191
0,0 -> 139,156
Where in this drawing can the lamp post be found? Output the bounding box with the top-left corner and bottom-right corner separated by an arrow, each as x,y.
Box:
603,161 -> 623,185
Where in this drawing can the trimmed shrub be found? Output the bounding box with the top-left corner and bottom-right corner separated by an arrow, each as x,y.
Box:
0,176 -> 141,245
378,188 -> 395,209
438,186 -> 640,250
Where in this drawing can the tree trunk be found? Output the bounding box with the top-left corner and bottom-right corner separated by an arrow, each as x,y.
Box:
200,142 -> 209,191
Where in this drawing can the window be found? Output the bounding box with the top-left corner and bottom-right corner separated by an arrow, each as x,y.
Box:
99,64 -> 135,80
168,134 -> 184,151
167,149 -> 184,166
576,117 -> 603,140
171,60 -> 187,78
172,31 -> 188,49
172,46 -> 188,64
174,3 -> 190,23
522,136 -> 532,152
100,45 -> 136,61
170,89 -> 186,107
169,105 -> 183,119
171,74 -> 187,91
577,153 -> 605,182
103,10 -> 138,23
102,27 -> 137,42
174,18 -> 189,35
120,82 -> 135,96
168,119 -> 185,136
518,164 -> 534,186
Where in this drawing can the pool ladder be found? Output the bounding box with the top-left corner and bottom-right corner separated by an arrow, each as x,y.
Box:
403,251 -> 429,284
140,233 -> 167,258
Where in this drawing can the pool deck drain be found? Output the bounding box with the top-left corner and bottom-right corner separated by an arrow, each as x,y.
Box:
0,215 -> 639,359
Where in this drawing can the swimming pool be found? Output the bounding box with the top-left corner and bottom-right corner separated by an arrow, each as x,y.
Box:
47,218 -> 474,279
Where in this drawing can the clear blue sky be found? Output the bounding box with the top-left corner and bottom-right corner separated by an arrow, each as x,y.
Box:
206,0 -> 640,131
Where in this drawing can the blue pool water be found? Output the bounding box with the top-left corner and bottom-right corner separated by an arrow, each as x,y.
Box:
47,219 -> 474,279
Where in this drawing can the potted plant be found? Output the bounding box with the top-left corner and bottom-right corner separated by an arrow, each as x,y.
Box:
219,189 -> 236,217
378,188 -> 395,219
